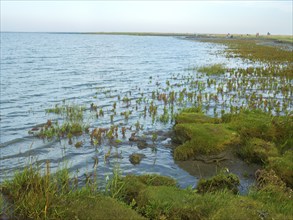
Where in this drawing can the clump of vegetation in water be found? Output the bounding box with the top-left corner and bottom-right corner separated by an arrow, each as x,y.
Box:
46,103 -> 85,121
159,106 -> 169,123
35,103 -> 89,140
129,153 -> 145,165
37,121 -> 86,139
197,64 -> 226,75
75,141 -> 83,148
196,170 -> 240,194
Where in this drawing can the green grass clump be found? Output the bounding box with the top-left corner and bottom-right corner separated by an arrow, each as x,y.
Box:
4,166 -> 291,220
238,138 -> 279,164
37,121 -> 86,139
173,108 -> 240,160
1,165 -> 145,220
224,110 -> 293,150
60,192 -> 145,220
136,186 -> 200,219
268,151 -> 293,188
115,174 -> 291,220
197,64 -> 226,75
174,123 -> 239,160
197,171 -> 240,194
137,186 -> 266,220
225,110 -> 276,141
250,169 -> 293,216
36,103 -> 90,140
116,174 -> 177,204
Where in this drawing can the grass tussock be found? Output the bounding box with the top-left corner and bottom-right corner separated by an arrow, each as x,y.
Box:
174,123 -> 239,160
196,170 -> 240,194
0,164 -> 145,220
268,150 -> 293,188
238,138 -> 279,164
32,103 -> 89,140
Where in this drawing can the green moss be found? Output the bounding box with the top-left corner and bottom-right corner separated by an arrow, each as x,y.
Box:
238,138 -> 279,164
268,150 -> 293,188
197,171 -> 240,194
174,123 -> 239,160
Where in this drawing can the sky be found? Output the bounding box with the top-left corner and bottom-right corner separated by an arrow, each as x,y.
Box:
1,1 -> 292,35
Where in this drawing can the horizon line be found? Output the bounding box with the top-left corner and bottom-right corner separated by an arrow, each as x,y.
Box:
1,31 -> 292,36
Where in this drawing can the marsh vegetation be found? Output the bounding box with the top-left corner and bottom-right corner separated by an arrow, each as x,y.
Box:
1,34 -> 292,219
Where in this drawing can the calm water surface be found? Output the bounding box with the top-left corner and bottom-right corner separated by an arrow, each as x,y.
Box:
1,33 -> 253,189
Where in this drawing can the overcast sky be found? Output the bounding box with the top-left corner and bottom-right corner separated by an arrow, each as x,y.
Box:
1,1 -> 292,35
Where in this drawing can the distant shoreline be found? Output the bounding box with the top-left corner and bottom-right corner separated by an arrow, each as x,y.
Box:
1,31 -> 292,36
2,31 -> 292,45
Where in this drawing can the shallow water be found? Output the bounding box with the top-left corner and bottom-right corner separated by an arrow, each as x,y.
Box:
0,33 -> 278,191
